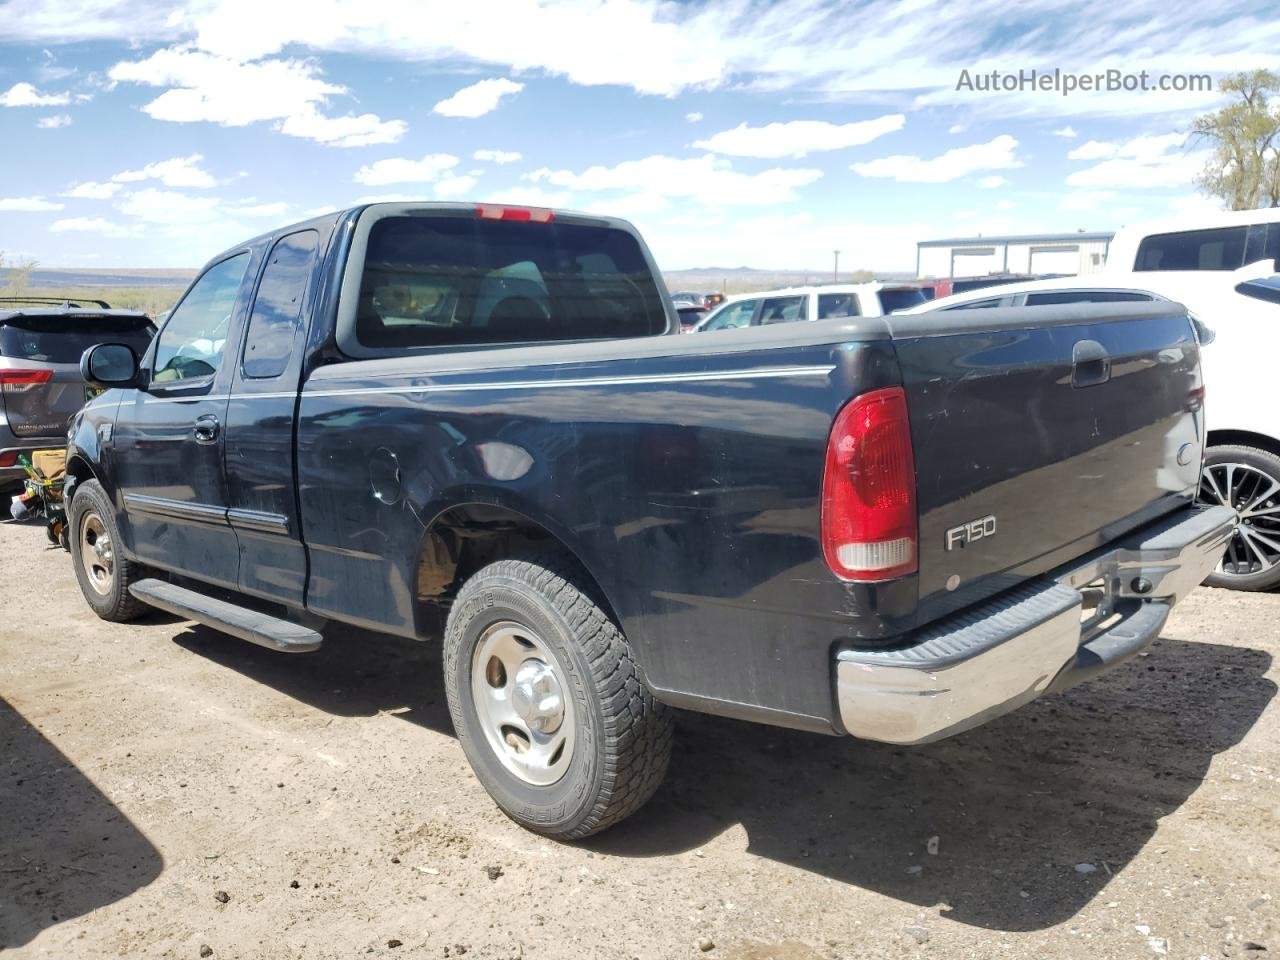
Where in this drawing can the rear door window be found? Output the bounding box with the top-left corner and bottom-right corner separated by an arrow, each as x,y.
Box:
941,297 -> 1006,311
818,293 -> 859,318
0,315 -> 154,363
1135,227 -> 1248,271
1024,290 -> 1155,305
757,296 -> 806,325
243,230 -> 320,378
343,214 -> 667,354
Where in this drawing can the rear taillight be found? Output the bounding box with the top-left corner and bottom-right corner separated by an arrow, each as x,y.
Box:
0,369 -> 53,392
0,450 -> 17,467
821,386 -> 918,581
476,204 -> 555,223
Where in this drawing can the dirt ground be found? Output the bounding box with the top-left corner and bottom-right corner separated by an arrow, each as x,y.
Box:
1,518 -> 1277,960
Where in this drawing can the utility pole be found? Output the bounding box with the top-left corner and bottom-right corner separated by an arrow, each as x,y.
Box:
833,250 -> 840,282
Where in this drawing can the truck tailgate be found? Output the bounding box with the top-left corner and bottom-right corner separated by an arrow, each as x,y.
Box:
885,302 -> 1204,616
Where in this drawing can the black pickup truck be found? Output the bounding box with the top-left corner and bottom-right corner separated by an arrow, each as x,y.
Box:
66,201 -> 1233,838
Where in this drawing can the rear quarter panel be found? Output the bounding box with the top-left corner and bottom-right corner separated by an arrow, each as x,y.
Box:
296,323 -> 908,731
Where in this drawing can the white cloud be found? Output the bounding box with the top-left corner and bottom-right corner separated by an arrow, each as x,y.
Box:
976,175 -> 1007,188
693,114 -> 904,159
434,175 -> 479,198
6,0 -> 1280,121
64,181 -> 121,200
36,113 -> 71,128
108,46 -> 405,146
354,153 -> 460,186
995,199 -> 1014,210
685,111 -> 703,123
1066,132 -> 1207,189
947,123 -> 965,135
1067,140 -> 1117,161
114,154 -> 217,188
526,154 -> 822,209
473,149 -> 522,165
1052,126 -> 1078,139
433,78 -> 523,118
278,111 -> 405,147
482,186 -> 574,209
1061,189 -> 1115,211
230,200 -> 289,217
49,216 -> 138,237
115,188 -> 221,225
0,196 -> 64,211
0,81 -> 69,106
853,135 -> 1020,183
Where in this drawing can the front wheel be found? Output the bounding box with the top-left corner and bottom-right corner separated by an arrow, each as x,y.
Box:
443,556 -> 673,839
69,479 -> 149,621
1199,444 -> 1280,591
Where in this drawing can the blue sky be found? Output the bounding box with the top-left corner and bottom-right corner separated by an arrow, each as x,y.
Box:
1,0 -> 1278,272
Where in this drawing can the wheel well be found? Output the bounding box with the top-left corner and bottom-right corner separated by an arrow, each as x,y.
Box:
65,455 -> 98,490
1206,430 -> 1280,460
413,503 -> 618,629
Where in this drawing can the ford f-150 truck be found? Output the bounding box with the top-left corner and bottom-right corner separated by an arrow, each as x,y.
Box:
66,201 -> 1234,838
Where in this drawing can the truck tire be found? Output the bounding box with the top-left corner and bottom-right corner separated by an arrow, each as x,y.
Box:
1199,444 -> 1280,591
443,555 -> 673,839
69,479 -> 149,622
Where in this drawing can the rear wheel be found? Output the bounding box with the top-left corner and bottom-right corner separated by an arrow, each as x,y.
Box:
443,555 -> 673,839
1199,444 -> 1280,591
69,480 -> 148,621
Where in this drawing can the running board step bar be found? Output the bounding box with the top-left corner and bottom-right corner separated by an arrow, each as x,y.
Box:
129,579 -> 323,653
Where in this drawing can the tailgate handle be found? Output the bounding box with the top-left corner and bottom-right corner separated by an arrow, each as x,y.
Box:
1072,339 -> 1111,388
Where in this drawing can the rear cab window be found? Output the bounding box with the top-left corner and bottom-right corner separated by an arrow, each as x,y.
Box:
0,314 -> 154,363
337,208 -> 668,356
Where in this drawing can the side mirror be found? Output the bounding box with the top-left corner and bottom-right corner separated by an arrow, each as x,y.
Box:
81,343 -> 141,388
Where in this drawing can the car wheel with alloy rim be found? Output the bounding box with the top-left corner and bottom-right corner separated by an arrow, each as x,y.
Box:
1198,444 -> 1280,591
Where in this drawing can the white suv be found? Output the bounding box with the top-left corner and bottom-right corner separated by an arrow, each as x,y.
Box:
693,282 -> 927,333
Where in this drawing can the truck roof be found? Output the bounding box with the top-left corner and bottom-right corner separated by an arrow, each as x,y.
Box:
198,201 -> 638,275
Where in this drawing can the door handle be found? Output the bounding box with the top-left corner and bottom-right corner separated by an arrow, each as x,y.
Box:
193,414 -> 220,443
1072,339 -> 1112,388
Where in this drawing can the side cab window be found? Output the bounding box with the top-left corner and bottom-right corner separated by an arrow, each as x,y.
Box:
242,230 -> 321,379
151,253 -> 251,385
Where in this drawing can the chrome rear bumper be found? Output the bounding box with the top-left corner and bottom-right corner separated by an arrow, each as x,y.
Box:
834,504 -> 1235,745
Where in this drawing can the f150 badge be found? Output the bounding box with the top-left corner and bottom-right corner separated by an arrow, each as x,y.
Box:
945,515 -> 997,551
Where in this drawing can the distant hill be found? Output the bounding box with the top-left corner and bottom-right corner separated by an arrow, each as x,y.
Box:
1,267 -> 196,289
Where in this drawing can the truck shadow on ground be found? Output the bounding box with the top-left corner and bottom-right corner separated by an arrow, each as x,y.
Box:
0,697 -> 163,950
172,625 -> 1275,933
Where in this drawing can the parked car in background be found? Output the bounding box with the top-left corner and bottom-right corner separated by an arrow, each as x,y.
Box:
905,264 -> 1280,591
673,303 -> 709,332
1105,209 -> 1280,274
65,201 -> 1229,841
0,298 -> 154,489
693,282 -> 927,332
915,273 -> 1049,300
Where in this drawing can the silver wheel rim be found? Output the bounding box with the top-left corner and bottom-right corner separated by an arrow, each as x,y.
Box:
1199,461 -> 1280,578
79,511 -> 115,596
470,621 -> 575,786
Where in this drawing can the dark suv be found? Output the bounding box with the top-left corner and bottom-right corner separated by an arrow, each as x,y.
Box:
0,298 -> 155,487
